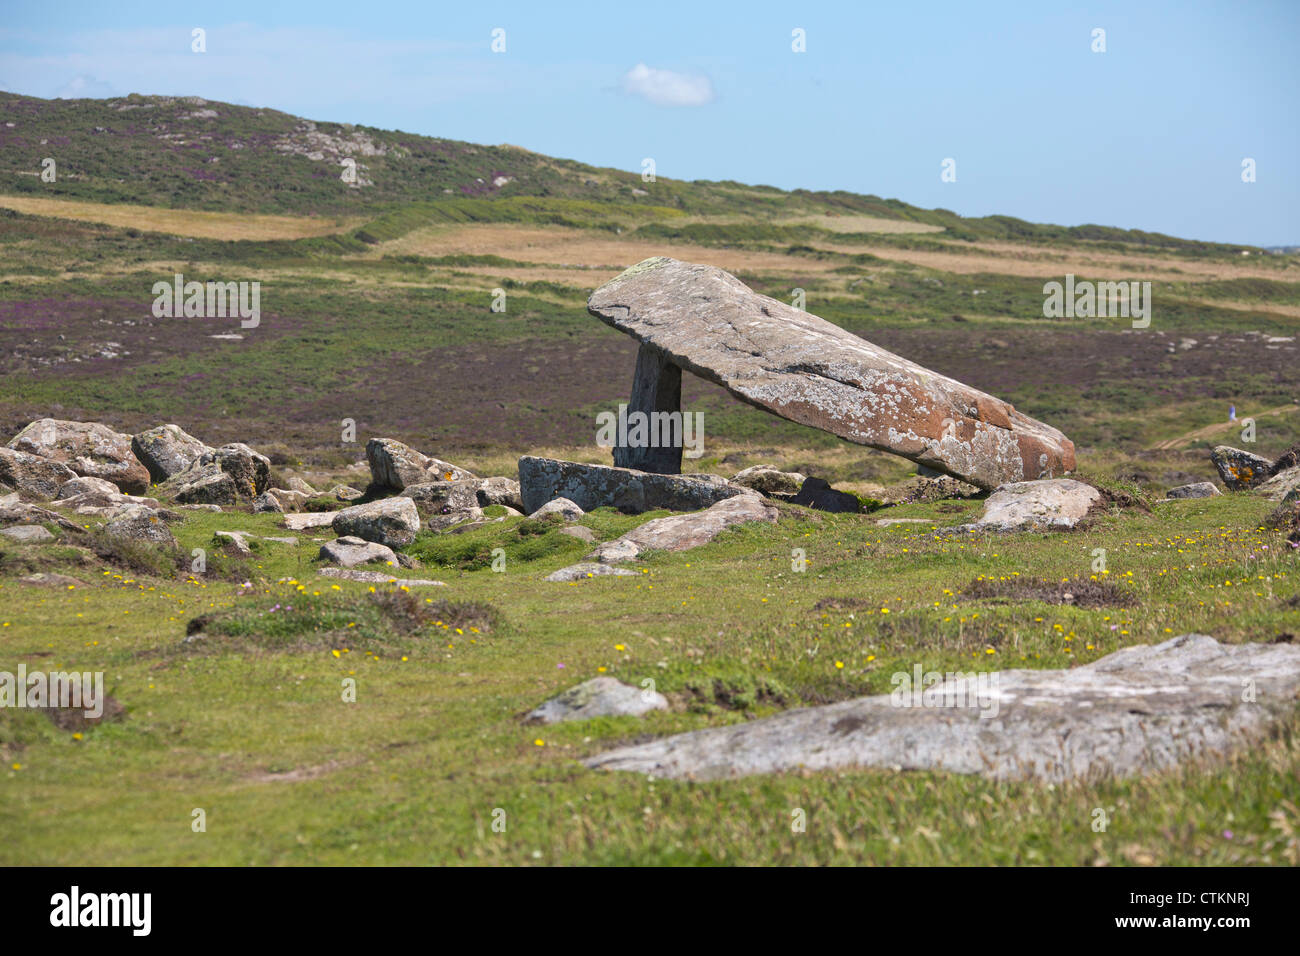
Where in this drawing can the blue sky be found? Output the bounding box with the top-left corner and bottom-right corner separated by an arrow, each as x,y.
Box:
2,0 -> 1296,245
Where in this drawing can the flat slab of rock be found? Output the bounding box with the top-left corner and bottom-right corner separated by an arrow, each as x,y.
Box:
545,562 -> 638,582
319,536 -> 399,568
588,494 -> 779,564
947,478 -> 1100,533
283,512 -> 338,531
526,677 -> 669,724
588,258 -> 1075,490
1166,481 -> 1221,499
586,635 -> 1300,782
332,497 -> 420,547
0,524 -> 55,543
317,567 -> 445,586
6,419 -> 150,494
519,455 -> 749,515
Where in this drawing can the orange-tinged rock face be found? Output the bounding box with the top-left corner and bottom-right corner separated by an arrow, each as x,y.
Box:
588,257 -> 1076,489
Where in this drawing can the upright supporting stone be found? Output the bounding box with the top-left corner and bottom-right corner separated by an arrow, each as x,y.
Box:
614,343 -> 683,474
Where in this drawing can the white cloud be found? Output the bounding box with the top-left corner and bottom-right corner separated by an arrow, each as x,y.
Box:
620,63 -> 714,107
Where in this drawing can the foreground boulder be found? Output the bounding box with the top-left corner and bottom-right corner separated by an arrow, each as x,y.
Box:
949,478 -> 1101,533
131,424 -> 210,482
587,257 -> 1075,488
526,677 -> 668,724
1210,445 -> 1272,491
519,456 -> 750,515
366,438 -> 475,491
588,494 -> 779,565
319,536 -> 398,568
332,497 -> 420,547
6,419 -> 150,494
0,448 -> 76,500
586,635 -> 1300,782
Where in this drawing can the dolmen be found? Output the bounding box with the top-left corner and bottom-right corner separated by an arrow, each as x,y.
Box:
587,257 -> 1075,490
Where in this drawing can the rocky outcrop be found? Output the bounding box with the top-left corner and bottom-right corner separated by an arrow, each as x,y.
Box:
0,447 -> 76,500
519,456 -> 750,515
331,497 -> 420,547
6,419 -> 150,494
586,635 -> 1300,782
525,677 -> 668,724
587,257 -> 1075,489
366,438 -> 474,491
131,424 -> 210,482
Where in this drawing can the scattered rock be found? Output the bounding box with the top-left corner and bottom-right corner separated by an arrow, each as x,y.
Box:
1257,466 -> 1300,502
529,497 -> 584,522
0,447 -> 77,500
319,536 -> 399,568
55,475 -> 121,499
876,517 -> 936,527
0,524 -> 55,543
328,484 -> 364,502
545,562 -> 639,582
131,424 -> 210,482
589,494 -> 779,564
1211,445 -> 1272,491
475,476 -> 524,511
730,465 -> 806,496
947,478 -> 1101,533
203,443 -> 271,497
586,635 -> 1300,782
787,476 -> 861,513
104,507 -> 177,546
883,474 -> 983,503
332,496 -> 420,547
6,419 -> 150,494
253,491 -> 286,513
19,572 -> 87,588
0,503 -> 82,531
587,257 -> 1075,489
285,476 -> 317,495
559,525 -> 597,543
213,530 -> 253,556
525,677 -> 668,724
519,456 -> 750,514
316,567 -> 445,586
1165,481 -> 1221,499
159,463 -> 238,505
283,512 -> 338,531
366,437 -> 475,490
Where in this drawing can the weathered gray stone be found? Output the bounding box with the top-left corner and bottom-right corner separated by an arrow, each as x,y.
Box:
0,503 -> 82,531
586,635 -> 1300,782
526,677 -> 668,724
612,346 -> 684,474
328,484 -> 365,502
588,257 -> 1075,490
20,572 -> 87,588
104,507 -> 177,546
948,478 -> 1101,534
6,419 -> 150,494
730,465 -> 806,496
282,512 -> 338,531
254,491 -> 285,513
285,476 -> 318,496
366,438 -> 475,490
159,463 -> 237,505
0,524 -> 55,543
1257,465 -> 1300,502
529,497 -> 584,522
1211,445 -> 1272,491
319,536 -> 399,568
213,530 -> 253,556
559,525 -> 598,543
0,448 -> 77,500
1166,481 -> 1221,499
131,424 -> 210,482
55,475 -> 121,500
519,456 -> 750,514
332,496 -> 420,547
545,562 -> 638,582
203,443 -> 271,497
475,476 -> 524,511
264,488 -> 310,512
588,494 -> 779,564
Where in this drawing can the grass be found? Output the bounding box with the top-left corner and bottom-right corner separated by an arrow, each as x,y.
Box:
2,484 -> 1298,865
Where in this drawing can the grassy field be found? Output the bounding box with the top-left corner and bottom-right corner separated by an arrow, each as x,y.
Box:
1,91 -> 1298,866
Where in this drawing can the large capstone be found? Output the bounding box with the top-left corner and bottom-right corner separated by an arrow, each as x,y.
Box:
587,257 -> 1075,490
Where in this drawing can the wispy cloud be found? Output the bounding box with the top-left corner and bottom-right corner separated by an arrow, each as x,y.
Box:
620,63 -> 713,107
